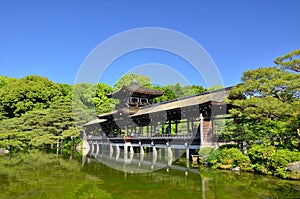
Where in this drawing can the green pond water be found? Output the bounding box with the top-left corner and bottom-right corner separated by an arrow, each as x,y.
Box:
0,150 -> 299,199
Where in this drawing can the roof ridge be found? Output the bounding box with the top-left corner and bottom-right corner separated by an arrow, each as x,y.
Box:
140,86 -> 233,109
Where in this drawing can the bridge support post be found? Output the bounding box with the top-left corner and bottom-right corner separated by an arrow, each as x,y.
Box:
139,147 -> 144,163
109,144 -> 113,159
116,144 -> 120,160
109,144 -> 113,154
96,143 -> 100,154
139,143 -> 144,155
91,143 -> 94,154
186,147 -> 190,168
167,145 -> 173,166
152,146 -> 157,164
129,144 -> 134,154
200,113 -> 204,145
124,142 -> 128,154
186,148 -> 190,160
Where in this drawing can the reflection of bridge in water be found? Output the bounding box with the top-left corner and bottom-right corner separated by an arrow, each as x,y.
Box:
87,134 -> 201,173
87,135 -> 197,173
84,143 -> 210,197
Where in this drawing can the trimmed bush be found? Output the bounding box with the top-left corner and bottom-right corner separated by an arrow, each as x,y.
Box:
248,144 -> 300,178
208,146 -> 251,171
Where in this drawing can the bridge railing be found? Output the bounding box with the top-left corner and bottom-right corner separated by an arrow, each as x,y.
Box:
87,133 -> 199,140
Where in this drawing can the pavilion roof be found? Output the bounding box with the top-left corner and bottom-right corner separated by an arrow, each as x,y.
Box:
97,110 -> 118,119
131,88 -> 231,117
106,82 -> 164,99
82,118 -> 106,127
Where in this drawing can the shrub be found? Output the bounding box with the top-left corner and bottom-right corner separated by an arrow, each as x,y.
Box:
198,147 -> 213,158
207,145 -> 251,171
248,144 -> 300,177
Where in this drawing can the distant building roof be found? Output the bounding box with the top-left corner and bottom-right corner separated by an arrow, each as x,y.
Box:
106,82 -> 164,99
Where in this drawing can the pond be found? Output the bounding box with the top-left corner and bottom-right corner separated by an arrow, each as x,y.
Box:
0,150 -> 299,199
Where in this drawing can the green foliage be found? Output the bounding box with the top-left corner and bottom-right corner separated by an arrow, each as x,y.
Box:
153,86 -> 176,103
94,83 -> 114,114
57,83 -> 73,100
0,131 -> 31,151
207,146 -> 251,171
207,85 -> 223,91
153,84 -> 207,103
274,48 -> 300,73
113,73 -> 151,91
0,74 -> 208,151
72,82 -> 96,109
0,76 -> 17,88
248,144 -> 300,177
198,147 -> 214,159
227,63 -> 300,149
0,75 -> 62,117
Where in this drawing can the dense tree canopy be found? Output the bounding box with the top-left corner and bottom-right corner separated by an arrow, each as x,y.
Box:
227,49 -> 300,150
0,76 -> 62,117
0,73 -> 208,151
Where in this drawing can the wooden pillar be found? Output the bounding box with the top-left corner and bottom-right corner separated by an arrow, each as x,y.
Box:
152,146 -> 157,164
109,144 -> 113,154
116,144 -> 120,160
175,120 -> 178,134
91,143 -> 94,154
130,144 -> 134,154
167,146 -> 173,166
187,119 -> 190,134
140,144 -> 144,155
200,113 -> 204,145
186,148 -> 190,160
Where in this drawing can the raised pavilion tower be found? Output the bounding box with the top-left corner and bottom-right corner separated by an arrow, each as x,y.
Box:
106,80 -> 164,116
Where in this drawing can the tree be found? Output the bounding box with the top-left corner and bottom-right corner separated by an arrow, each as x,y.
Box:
228,64 -> 300,149
25,99 -> 79,148
58,83 -> 73,100
0,75 -> 62,117
113,73 -> 151,91
208,85 -> 223,91
94,83 -> 114,114
191,85 -> 207,94
0,76 -> 16,88
153,86 -> 176,103
72,83 -> 96,109
274,49 -> 300,73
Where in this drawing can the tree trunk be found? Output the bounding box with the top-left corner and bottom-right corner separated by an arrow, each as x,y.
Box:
270,132 -> 274,146
297,129 -> 300,151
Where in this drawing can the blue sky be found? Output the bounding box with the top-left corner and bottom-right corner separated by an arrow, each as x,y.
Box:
1,0 -> 299,88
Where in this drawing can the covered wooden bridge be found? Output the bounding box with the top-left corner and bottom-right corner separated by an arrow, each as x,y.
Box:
83,81 -> 232,161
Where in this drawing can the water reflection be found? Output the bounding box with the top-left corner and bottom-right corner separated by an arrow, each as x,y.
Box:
87,148 -> 190,175
1,150 -> 299,199
83,149 -> 300,199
